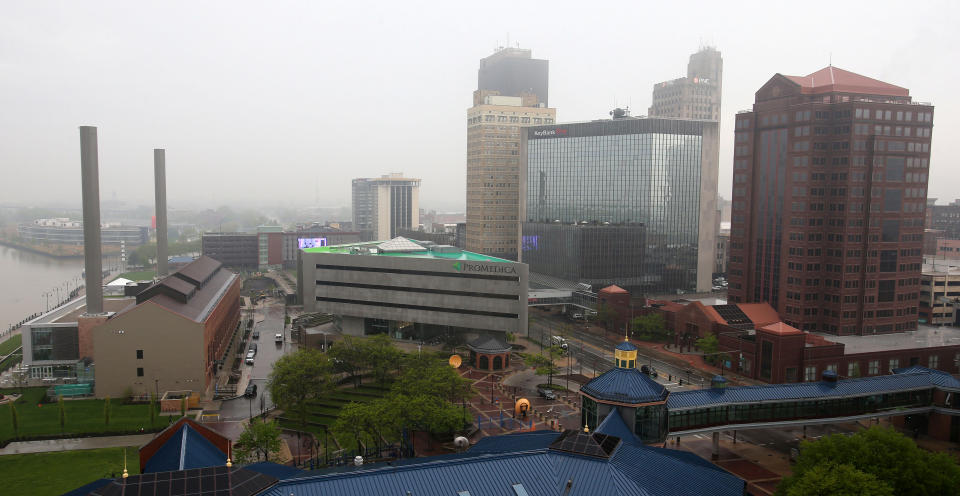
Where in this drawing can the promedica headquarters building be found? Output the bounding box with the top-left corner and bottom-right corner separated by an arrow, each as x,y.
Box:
297,237 -> 528,339
520,116 -> 719,294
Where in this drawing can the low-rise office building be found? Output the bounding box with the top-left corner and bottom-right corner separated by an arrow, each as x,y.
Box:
920,259 -> 960,325
298,237 -> 528,338
18,218 -> 148,245
202,226 -> 362,271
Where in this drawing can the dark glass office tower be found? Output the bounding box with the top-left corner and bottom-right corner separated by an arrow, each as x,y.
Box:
521,118 -> 718,293
478,47 -> 549,106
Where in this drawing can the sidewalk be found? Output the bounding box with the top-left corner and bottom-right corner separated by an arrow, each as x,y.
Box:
0,433 -> 157,455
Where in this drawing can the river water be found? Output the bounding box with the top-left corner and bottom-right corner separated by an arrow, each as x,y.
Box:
0,246 -> 121,333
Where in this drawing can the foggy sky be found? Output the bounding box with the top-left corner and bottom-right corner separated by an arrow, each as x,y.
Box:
1,1 -> 958,213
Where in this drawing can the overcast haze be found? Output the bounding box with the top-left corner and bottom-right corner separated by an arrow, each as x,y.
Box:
1,1 -> 958,212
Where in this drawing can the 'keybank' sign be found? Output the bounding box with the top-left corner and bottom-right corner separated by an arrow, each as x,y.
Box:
532,128 -> 568,137
453,261 -> 517,274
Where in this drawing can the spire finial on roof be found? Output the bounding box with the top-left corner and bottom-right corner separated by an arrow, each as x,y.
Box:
583,425 -> 590,433
122,447 -> 129,478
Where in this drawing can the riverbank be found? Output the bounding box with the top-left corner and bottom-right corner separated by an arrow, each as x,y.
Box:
0,238 -> 122,258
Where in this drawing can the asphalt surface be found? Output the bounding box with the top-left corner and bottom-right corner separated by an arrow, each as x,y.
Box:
528,313 -> 709,392
219,300 -> 289,420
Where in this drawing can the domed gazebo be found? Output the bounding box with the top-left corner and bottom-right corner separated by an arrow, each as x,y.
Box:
467,334 -> 512,371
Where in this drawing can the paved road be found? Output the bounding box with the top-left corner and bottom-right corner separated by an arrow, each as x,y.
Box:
528,315 -> 708,392
219,299 -> 291,420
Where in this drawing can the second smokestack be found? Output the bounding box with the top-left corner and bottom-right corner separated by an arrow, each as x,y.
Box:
154,149 -> 168,277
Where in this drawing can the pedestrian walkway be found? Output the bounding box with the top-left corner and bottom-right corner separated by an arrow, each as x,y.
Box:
0,433 -> 157,455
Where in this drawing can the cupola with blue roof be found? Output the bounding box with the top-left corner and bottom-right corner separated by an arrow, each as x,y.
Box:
614,335 -> 639,368
579,337 -> 670,444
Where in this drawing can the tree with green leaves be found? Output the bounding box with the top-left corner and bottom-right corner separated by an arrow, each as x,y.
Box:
777,426 -> 960,496
362,334 -> 403,389
393,354 -> 472,403
234,420 -> 283,463
9,402 -> 19,439
780,463 -> 893,496
594,303 -> 618,330
328,336 -> 365,387
58,395 -> 66,433
268,348 -> 334,429
149,393 -> 157,426
104,396 -> 111,426
630,313 -> 671,341
527,345 -> 564,386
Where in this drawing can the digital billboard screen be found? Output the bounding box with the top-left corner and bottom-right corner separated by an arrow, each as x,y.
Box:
298,237 -> 328,249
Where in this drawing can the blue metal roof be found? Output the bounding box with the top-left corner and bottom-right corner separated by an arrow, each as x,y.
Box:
594,407 -> 640,445
469,430 -> 559,454
893,366 -> 960,389
615,340 -> 638,351
667,369 -> 955,410
260,431 -> 744,496
244,461 -> 304,480
143,424 -> 227,473
581,367 -> 668,404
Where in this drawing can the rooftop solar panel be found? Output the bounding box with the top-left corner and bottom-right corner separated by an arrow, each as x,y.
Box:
88,466 -> 276,496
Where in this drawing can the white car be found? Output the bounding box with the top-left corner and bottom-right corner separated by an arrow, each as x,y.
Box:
245,351 -> 255,365
275,333 -> 283,344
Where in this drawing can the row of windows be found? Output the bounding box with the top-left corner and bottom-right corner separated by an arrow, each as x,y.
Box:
669,390 -> 932,431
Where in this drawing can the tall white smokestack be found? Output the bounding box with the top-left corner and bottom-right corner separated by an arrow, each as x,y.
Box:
79,126 -> 103,314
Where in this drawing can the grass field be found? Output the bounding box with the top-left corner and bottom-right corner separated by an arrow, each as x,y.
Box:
112,270 -> 155,282
0,334 -> 22,356
0,387 -> 163,444
0,445 -> 139,496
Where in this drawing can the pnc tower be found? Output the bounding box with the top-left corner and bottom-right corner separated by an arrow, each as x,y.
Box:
727,66 -> 934,335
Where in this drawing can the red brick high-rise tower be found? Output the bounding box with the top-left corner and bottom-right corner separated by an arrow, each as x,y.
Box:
727,67 -> 934,335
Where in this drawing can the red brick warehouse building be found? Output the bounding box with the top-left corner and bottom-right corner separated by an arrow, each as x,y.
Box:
727,66 -> 934,335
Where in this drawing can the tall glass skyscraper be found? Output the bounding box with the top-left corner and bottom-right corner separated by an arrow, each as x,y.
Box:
521,118 -> 718,293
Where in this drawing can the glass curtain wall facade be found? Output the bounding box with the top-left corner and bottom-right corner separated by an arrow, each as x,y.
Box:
523,119 -> 706,293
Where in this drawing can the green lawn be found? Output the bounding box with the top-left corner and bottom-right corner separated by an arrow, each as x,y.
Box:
0,388 -> 162,444
0,334 -> 22,356
0,445 -> 139,496
112,270 -> 155,282
0,353 -> 22,373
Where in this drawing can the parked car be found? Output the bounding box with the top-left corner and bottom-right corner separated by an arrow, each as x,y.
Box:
245,351 -> 255,365
248,343 -> 257,354
537,387 -> 557,400
275,332 -> 283,344
244,383 -> 257,398
252,331 -> 260,340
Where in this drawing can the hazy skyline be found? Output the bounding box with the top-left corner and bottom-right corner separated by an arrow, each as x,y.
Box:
2,1 -> 957,213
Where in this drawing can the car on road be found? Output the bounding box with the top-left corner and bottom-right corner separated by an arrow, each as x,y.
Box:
537,387 -> 557,400
245,351 -> 255,365
244,383 -> 257,398
252,331 -> 260,340
275,332 -> 283,344
248,343 -> 257,355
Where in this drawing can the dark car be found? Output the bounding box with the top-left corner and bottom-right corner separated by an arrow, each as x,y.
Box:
252,331 -> 260,340
244,383 -> 257,398
537,387 -> 556,400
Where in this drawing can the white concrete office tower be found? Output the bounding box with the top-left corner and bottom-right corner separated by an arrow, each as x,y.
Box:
352,173 -> 420,241
297,237 -> 528,338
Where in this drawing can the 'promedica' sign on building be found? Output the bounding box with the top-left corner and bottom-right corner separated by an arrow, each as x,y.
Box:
298,238 -> 528,338
520,118 -> 719,293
